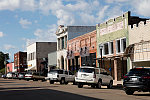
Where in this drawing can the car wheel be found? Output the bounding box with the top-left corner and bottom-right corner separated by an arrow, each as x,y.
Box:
125,90 -> 134,95
41,79 -> 45,82
73,80 -> 76,85
65,82 -> 68,85
96,80 -> 102,89
91,84 -> 95,88
107,81 -> 113,89
78,83 -> 83,88
49,80 -> 54,84
60,78 -> 65,84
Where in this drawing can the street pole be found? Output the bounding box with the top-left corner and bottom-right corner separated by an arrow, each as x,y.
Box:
4,54 -> 7,75
100,48 -> 103,68
99,45 -> 103,68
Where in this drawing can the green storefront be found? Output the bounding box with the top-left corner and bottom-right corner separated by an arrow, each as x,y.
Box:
96,11 -> 147,81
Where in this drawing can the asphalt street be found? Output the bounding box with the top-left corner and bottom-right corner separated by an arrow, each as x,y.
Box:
0,78 -> 150,100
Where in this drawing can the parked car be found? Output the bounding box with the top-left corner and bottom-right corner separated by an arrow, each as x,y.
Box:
45,69 -> 75,84
25,72 -> 33,81
1,74 -> 7,79
32,72 -> 46,81
12,72 -> 19,79
18,72 -> 26,80
75,66 -> 113,88
123,68 -> 150,95
6,72 -> 15,79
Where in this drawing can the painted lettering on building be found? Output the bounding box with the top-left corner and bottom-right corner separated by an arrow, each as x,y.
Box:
100,21 -> 124,36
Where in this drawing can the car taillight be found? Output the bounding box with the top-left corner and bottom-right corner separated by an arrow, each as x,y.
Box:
142,76 -> 150,79
124,75 -> 128,79
93,74 -> 96,78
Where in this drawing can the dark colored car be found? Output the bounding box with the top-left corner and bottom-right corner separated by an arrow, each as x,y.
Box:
123,68 -> 150,95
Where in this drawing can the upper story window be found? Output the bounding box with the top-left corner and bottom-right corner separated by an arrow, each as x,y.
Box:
116,38 -> 126,53
121,38 -> 126,52
58,38 -> 60,50
109,41 -> 114,54
104,43 -> 109,55
116,39 -> 121,53
62,37 -> 64,49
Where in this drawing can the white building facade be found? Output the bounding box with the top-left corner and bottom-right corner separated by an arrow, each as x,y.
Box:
27,42 -> 57,72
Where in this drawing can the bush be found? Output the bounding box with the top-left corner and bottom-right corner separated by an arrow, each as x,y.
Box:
0,68 -> 5,74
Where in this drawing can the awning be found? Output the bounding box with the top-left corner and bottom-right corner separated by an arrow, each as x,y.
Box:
124,44 -> 134,57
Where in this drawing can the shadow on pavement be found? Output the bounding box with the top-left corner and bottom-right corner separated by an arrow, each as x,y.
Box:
0,88 -> 104,100
81,85 -> 123,90
133,93 -> 150,96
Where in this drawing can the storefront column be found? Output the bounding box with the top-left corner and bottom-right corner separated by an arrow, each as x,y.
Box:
114,59 -> 118,81
80,56 -> 82,67
60,37 -> 62,50
64,36 -> 66,49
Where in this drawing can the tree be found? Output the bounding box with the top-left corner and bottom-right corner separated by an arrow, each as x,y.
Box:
0,51 -> 9,70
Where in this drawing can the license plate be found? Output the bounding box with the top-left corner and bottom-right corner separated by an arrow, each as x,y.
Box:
131,78 -> 137,81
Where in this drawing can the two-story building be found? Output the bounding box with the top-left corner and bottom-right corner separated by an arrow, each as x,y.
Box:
14,51 -> 27,72
67,30 -> 97,73
96,11 -> 148,81
56,25 -> 96,70
128,20 -> 150,68
26,42 -> 57,72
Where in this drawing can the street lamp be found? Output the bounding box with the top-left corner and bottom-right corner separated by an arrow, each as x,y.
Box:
99,44 -> 103,68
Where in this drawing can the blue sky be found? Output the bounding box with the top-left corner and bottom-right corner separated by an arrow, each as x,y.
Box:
0,0 -> 150,61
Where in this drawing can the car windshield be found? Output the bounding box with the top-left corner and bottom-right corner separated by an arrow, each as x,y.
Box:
49,70 -> 63,74
127,68 -> 150,76
78,68 -> 94,73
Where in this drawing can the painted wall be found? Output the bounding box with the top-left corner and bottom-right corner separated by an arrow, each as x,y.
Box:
96,12 -> 129,58
129,20 -> 150,44
7,62 -> 14,72
27,43 -> 37,71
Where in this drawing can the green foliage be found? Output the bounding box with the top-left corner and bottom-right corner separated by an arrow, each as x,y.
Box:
0,68 -> 5,74
0,51 -> 9,70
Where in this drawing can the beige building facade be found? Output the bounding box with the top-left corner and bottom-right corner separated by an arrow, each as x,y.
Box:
129,20 -> 150,68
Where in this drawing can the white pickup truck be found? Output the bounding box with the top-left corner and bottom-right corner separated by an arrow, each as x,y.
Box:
45,69 -> 75,85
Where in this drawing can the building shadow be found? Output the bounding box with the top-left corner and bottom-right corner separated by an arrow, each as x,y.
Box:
133,93 -> 150,96
0,87 -> 104,100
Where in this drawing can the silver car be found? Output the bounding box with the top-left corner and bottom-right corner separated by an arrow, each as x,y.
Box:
75,66 -> 113,88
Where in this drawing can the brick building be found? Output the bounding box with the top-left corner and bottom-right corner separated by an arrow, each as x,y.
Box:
14,51 -> 27,72
56,25 -> 96,70
96,11 -> 148,81
67,30 -> 97,73
6,62 -> 15,73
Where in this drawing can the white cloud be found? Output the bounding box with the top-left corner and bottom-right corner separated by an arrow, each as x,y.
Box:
96,5 -> 109,22
3,44 -> 16,50
25,24 -> 57,46
0,0 -> 19,11
20,0 -> 37,11
105,0 -> 128,3
19,18 -> 32,28
0,32 -> 4,37
131,0 -> 150,17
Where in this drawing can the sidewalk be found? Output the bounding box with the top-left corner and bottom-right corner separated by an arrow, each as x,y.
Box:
113,80 -> 123,86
